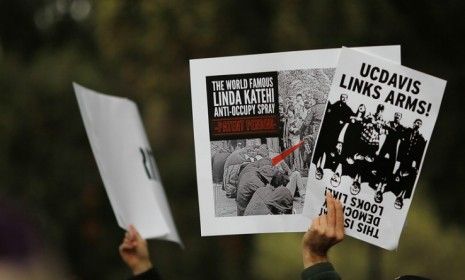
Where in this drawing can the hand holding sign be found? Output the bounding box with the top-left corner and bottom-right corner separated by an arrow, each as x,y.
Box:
302,192 -> 344,269
119,225 -> 153,275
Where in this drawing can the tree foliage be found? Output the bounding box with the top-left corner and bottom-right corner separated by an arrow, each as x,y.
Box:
0,0 -> 464,279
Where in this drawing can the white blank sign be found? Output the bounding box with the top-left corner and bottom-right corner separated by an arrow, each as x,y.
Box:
74,83 -> 181,245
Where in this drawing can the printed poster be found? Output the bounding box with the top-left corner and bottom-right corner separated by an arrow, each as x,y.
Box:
303,48 -> 446,249
190,46 -> 401,236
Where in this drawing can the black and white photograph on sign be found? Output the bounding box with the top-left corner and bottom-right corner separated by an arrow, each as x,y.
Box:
303,48 -> 446,250
312,94 -> 426,209
212,69 -> 333,218
190,46 -> 401,236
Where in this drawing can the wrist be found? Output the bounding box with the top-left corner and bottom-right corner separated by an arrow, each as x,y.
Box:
302,249 -> 328,269
131,260 -> 153,276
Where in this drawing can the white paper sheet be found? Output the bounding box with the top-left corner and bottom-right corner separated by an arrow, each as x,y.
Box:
302,48 -> 446,249
190,46 -> 401,236
74,83 -> 182,245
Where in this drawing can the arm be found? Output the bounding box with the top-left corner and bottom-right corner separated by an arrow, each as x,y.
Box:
119,225 -> 161,280
301,193 -> 344,280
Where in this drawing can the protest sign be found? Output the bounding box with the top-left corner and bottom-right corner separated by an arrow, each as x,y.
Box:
303,48 -> 446,249
190,46 -> 401,236
74,83 -> 182,245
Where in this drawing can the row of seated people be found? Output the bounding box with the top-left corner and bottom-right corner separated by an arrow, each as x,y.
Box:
212,144 -> 305,216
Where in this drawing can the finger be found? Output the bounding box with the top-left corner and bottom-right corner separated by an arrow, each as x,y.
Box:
126,228 -> 136,241
335,199 -> 345,240
120,243 -> 133,250
124,237 -> 133,245
122,233 -> 131,245
319,213 -> 327,230
315,215 -> 321,227
123,238 -> 134,248
129,224 -> 136,234
310,216 -> 319,230
119,240 -> 135,251
327,193 -> 336,230
130,224 -> 143,241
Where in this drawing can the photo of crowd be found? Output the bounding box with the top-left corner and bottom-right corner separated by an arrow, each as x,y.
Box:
313,94 -> 427,209
210,69 -> 334,217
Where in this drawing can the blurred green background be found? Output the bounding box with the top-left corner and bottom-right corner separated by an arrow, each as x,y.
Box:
0,0 -> 464,279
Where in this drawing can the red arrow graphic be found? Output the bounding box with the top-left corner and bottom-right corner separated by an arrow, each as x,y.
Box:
272,140 -> 304,166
